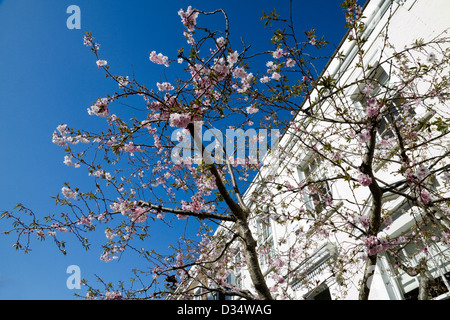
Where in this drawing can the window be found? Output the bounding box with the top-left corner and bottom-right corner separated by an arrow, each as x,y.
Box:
386,232 -> 450,299
403,272 -> 450,300
194,287 -> 206,300
290,243 -> 337,297
231,249 -> 243,290
297,154 -> 333,215
207,274 -> 237,300
256,214 -> 274,265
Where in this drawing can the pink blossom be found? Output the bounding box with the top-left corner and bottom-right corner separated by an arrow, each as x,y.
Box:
178,6 -> 199,32
117,76 -> 129,88
363,82 -> 373,96
57,124 -> 69,135
169,113 -> 191,128
358,174 -> 372,187
272,48 -> 284,59
147,101 -> 162,111
153,134 -> 163,154
216,36 -> 226,48
96,60 -> 107,68
130,206 -> 149,223
363,235 -> 408,256
441,231 -> 450,244
104,291 -> 122,300
266,61 -> 275,68
157,82 -> 174,91
149,51 -> 169,67
87,98 -> 109,117
232,67 -> 248,79
309,38 -> 317,45
100,251 -> 113,263
415,166 -> 430,181
286,58 -> 296,68
83,35 -> 93,47
212,57 -> 230,80
352,215 -> 370,229
260,76 -> 271,83
110,200 -> 132,216
366,98 -> 380,118
120,141 -> 142,155
63,155 -> 77,167
181,195 -> 214,215
175,252 -> 184,267
62,186 -> 78,199
235,72 -> 254,93
355,5 -> 363,18
246,104 -> 259,114
77,215 -> 94,227
420,189 -> 433,204
52,131 -> 67,146
36,230 -> 45,238
227,51 -> 239,65
358,129 -> 371,143
271,72 -> 281,81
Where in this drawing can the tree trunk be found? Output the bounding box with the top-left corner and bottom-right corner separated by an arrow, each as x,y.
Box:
187,122 -> 273,300
358,124 -> 384,300
417,259 -> 435,300
237,220 -> 274,300
359,254 -> 377,300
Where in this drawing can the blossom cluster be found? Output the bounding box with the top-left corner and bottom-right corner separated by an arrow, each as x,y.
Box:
232,67 -> 254,93
358,173 -> 372,187
178,6 -> 199,32
149,51 -> 169,67
362,235 -> 407,257
87,98 -> 110,117
109,200 -> 157,224
181,195 -> 215,216
157,82 -> 174,92
52,124 -> 89,147
116,75 -> 129,88
120,141 -> 143,156
83,33 -> 100,51
366,97 -> 381,118
259,48 -> 297,84
104,291 -> 122,300
62,186 -> 78,200
63,155 -> 80,168
169,113 -> 191,128
96,60 -> 107,68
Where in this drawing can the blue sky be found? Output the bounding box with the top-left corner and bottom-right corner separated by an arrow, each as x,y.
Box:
0,0 -> 347,299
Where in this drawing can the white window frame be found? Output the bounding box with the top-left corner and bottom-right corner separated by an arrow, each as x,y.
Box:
383,223 -> 450,299
297,153 -> 333,216
255,213 -> 275,266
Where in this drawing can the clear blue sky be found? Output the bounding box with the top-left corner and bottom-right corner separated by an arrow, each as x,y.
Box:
0,0 -> 347,299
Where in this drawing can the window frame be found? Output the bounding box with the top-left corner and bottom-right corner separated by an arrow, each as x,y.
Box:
255,212 -> 275,266
297,153 -> 333,216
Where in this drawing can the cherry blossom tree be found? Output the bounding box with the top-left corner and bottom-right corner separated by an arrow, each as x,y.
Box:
2,1 -> 450,300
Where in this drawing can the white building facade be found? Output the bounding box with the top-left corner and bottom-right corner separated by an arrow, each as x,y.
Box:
175,0 -> 450,300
